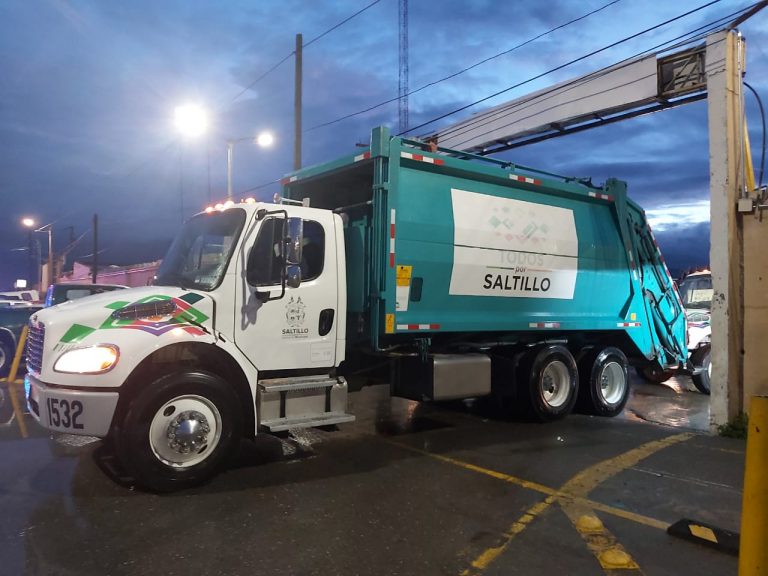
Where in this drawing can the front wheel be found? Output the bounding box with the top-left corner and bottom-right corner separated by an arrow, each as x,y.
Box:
578,347 -> 629,417
691,346 -> 711,395
521,345 -> 578,421
116,371 -> 242,492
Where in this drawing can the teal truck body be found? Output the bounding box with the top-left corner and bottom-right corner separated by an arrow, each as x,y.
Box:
283,129 -> 686,368
285,126 -> 687,405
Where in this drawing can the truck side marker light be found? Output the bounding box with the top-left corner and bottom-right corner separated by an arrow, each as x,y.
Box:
510,174 -> 542,186
400,151 -> 445,165
389,209 -> 396,268
396,324 -> 441,331
588,192 -> 614,201
354,151 -> 371,162
617,322 -> 642,328
529,322 -> 561,328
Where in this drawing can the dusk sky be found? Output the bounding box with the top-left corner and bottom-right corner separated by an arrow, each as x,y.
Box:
1,0 -> 766,290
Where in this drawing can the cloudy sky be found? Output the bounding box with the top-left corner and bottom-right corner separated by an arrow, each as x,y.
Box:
0,0 -> 766,289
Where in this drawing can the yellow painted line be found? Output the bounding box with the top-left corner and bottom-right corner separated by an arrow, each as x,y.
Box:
387,433 -> 693,574
387,439 -> 680,531
410,447 -> 558,496
557,433 -> 694,497
582,498 -> 669,531
460,495 -> 557,576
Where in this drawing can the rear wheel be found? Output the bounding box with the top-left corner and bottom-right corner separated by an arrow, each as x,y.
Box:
578,347 -> 629,417
691,345 -> 711,395
520,345 -> 578,421
636,364 -> 673,384
116,371 -> 242,492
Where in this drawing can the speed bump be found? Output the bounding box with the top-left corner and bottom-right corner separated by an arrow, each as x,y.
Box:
667,518 -> 739,556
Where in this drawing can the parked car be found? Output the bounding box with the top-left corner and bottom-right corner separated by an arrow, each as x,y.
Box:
45,283 -> 127,307
0,289 -> 39,302
678,270 -> 712,394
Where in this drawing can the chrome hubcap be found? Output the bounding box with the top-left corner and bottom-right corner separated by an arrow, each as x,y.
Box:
149,395 -> 222,468
167,411 -> 211,454
541,360 -> 571,408
599,361 -> 626,405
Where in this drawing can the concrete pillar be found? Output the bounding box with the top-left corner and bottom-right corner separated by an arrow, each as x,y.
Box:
742,193 -> 768,405
706,30 -> 746,426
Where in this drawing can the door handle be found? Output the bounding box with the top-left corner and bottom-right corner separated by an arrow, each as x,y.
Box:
319,309 -> 335,336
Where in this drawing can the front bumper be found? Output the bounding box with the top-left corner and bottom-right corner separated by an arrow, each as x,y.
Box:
26,374 -> 119,437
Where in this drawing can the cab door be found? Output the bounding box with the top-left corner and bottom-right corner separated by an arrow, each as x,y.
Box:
234,207 -> 339,371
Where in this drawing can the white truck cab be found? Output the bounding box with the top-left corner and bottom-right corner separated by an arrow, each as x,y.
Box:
27,200 -> 352,491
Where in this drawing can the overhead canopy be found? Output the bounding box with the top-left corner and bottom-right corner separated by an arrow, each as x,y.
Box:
430,46 -> 706,154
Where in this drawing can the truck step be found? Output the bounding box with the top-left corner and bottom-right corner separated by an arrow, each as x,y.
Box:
260,412 -> 356,432
257,375 -> 355,433
258,374 -> 339,393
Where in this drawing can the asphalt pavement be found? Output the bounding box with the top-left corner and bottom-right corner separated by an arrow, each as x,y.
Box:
0,373 -> 744,576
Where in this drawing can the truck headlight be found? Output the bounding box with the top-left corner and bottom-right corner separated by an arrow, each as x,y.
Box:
54,345 -> 120,374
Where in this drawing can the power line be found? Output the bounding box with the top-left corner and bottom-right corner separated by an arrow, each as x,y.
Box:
304,0 -> 384,48
229,0 -> 385,105
443,4 -> 752,150
229,52 -> 296,105
306,0 -> 624,132
401,0 -> 724,137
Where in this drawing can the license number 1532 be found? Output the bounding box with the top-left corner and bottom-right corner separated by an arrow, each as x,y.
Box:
46,397 -> 84,430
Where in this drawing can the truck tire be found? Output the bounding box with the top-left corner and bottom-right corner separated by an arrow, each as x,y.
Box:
521,345 -> 578,421
691,345 -> 711,395
116,371 -> 242,492
0,385 -> 13,424
578,347 -> 629,417
0,338 -> 13,377
635,364 -> 673,384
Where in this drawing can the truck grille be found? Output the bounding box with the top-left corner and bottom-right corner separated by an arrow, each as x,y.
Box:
26,321 -> 45,374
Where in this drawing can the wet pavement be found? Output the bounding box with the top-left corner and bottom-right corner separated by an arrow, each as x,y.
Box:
0,374 -> 743,576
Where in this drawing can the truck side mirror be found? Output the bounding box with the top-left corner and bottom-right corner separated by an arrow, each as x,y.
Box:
286,265 -> 302,288
286,217 -> 303,266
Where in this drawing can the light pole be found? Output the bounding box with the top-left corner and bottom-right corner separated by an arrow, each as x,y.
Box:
22,218 -> 53,295
226,131 -> 274,200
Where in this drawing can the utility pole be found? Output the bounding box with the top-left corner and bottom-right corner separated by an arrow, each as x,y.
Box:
92,214 -> 98,284
398,0 -> 409,134
294,33 -> 303,170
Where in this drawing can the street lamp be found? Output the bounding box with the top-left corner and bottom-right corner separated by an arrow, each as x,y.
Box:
174,104 -> 208,138
227,131 -> 274,200
21,218 -> 53,295
174,104 -> 209,221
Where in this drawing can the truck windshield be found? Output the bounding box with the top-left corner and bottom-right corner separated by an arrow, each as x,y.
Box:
679,274 -> 712,309
154,209 -> 246,291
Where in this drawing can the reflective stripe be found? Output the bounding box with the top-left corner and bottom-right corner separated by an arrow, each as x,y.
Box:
510,174 -> 542,185
400,151 -> 445,165
396,324 -> 441,331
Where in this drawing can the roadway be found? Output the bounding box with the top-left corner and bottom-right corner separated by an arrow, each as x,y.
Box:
0,373 -> 742,576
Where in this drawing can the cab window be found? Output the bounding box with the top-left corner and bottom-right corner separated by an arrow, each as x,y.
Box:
248,218 -> 325,286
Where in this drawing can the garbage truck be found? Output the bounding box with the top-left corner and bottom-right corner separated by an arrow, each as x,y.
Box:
25,127 -> 687,491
